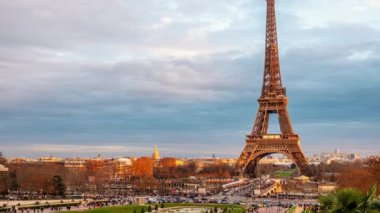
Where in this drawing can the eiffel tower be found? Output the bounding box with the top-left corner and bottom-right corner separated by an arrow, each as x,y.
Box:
235,0 -> 307,176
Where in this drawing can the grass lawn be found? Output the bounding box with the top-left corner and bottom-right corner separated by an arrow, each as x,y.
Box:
285,206 -> 296,213
63,203 -> 244,213
274,168 -> 296,178
163,203 -> 243,213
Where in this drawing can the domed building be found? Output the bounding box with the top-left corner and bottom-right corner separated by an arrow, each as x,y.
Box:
114,157 -> 133,179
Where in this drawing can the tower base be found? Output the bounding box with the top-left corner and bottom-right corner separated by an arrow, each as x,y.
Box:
235,134 -> 307,177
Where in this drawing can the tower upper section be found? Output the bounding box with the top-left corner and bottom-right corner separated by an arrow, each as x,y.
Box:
261,0 -> 284,98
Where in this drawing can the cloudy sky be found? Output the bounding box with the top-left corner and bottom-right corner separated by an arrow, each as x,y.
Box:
0,0 -> 379,158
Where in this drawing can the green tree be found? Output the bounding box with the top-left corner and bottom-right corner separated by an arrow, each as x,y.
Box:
51,175 -> 66,197
148,206 -> 152,212
155,205 -> 158,210
141,208 -> 145,213
160,203 -> 164,208
319,184 -> 380,213
133,209 -> 137,213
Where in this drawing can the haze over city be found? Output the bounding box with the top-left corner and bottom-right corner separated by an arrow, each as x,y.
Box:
0,0 -> 380,158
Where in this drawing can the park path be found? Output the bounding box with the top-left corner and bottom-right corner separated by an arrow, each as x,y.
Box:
257,207 -> 286,213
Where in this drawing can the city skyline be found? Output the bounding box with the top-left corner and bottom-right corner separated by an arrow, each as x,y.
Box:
0,0 -> 380,158
0,147 -> 367,160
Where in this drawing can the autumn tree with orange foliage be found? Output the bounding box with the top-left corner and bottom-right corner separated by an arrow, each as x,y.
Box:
64,169 -> 87,192
159,158 -> 177,168
199,162 -> 234,178
8,162 -> 65,193
368,157 -> 380,183
85,159 -> 107,192
166,162 -> 197,178
0,172 -> 7,194
132,157 -> 154,177
337,167 -> 374,193
155,157 -> 177,178
135,176 -> 159,193
336,156 -> 380,195
131,157 -> 158,193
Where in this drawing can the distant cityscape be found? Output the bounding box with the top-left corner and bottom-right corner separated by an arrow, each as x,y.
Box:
0,146 -> 363,173
0,145 -> 375,207
0,146 -> 378,212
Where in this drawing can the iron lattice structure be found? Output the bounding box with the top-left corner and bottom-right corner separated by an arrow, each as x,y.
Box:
235,0 -> 307,176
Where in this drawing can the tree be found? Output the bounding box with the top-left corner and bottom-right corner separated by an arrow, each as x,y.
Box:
155,158 -> 177,178
9,171 -> 19,191
8,162 -> 65,192
368,156 -> 380,194
148,206 -> 152,212
319,188 -> 363,213
63,168 -> 87,193
0,171 -> 8,194
132,157 -> 154,177
319,184 -> 380,213
159,158 -> 176,168
135,176 -> 159,193
199,163 -> 234,178
51,175 -> 66,197
368,157 -> 380,177
0,152 -> 6,165
166,162 -> 197,178
155,205 -> 158,210
336,167 -> 375,193
85,159 -> 107,193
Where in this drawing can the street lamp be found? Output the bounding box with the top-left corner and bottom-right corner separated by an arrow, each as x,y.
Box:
7,189 -> 10,206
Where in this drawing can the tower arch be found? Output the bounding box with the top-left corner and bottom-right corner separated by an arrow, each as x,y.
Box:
241,150 -> 298,177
